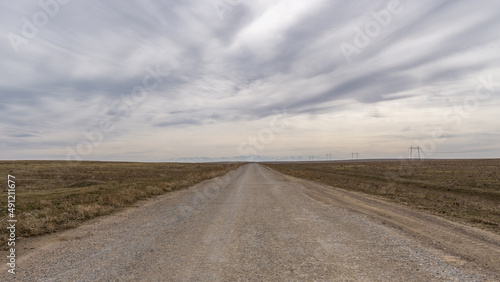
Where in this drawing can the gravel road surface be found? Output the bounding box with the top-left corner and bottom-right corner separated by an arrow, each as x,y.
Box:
3,163 -> 500,281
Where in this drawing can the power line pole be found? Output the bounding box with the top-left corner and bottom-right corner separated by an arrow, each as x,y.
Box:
352,152 -> 359,160
408,146 -> 422,160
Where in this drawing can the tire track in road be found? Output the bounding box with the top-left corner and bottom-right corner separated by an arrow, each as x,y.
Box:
275,167 -> 500,276
1,163 -> 498,280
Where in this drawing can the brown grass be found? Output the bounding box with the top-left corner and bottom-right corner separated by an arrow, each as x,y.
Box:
264,159 -> 500,234
0,161 -> 243,247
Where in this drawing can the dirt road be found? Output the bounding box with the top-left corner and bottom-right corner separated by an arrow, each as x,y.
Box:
3,163 -> 500,280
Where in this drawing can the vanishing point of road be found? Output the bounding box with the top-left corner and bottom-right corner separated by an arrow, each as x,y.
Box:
3,164 -> 500,280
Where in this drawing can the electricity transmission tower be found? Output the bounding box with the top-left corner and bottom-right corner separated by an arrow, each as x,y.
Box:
351,152 -> 359,160
325,154 -> 332,161
309,156 -> 314,161
408,146 -> 422,160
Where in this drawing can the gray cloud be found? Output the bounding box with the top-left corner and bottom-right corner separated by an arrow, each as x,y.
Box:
1,0 -> 499,160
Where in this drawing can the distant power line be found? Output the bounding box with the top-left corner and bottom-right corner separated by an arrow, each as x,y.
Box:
409,146 -> 422,160
351,152 -> 359,160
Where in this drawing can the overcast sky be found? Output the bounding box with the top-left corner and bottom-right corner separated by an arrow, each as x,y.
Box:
1,0 -> 499,161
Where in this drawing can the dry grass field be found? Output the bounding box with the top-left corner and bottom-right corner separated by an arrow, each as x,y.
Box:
0,161 -> 242,247
265,159 -> 500,234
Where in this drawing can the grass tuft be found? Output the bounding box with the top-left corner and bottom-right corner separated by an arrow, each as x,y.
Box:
0,161 -> 243,247
265,159 -> 500,234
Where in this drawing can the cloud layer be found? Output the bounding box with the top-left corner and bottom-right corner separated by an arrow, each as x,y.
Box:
1,0 -> 499,160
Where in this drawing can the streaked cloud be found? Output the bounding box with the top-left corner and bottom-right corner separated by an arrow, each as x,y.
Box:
1,0 -> 499,160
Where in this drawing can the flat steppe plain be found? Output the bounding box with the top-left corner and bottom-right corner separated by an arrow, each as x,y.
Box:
266,159 -> 500,235
1,162 -> 500,280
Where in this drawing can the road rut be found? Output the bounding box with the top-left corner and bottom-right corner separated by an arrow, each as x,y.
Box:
2,163 -> 499,281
